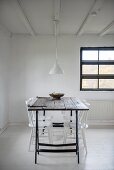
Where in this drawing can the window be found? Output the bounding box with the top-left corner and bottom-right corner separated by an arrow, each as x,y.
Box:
80,47 -> 114,91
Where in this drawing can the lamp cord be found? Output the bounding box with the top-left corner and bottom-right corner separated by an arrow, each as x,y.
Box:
54,20 -> 58,63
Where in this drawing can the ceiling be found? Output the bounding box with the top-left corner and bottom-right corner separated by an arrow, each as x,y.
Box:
0,0 -> 114,36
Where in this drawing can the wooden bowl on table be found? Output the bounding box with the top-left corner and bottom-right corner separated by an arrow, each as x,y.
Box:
49,93 -> 64,100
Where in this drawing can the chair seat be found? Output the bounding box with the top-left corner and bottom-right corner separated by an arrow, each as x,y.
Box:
29,120 -> 51,128
26,97 -> 53,151
69,122 -> 88,129
32,115 -> 52,121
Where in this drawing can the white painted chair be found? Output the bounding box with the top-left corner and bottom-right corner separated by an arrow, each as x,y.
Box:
48,111 -> 67,144
25,98 -> 52,151
63,100 -> 90,154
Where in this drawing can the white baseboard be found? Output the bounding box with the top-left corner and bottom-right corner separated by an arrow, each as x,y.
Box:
0,123 -> 9,135
88,120 -> 114,128
6,120 -> 114,126
8,122 -> 28,126
1,120 -> 114,134
0,122 -> 28,135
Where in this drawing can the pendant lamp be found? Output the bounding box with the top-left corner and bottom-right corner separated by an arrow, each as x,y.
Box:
49,20 -> 64,74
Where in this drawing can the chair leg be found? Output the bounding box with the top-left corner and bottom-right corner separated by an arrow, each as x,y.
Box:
81,128 -> 87,154
28,128 -> 34,152
48,126 -> 53,144
63,128 -> 67,144
48,127 -> 67,144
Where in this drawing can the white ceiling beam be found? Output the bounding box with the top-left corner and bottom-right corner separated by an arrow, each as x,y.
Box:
15,0 -> 36,36
76,0 -> 97,36
100,20 -> 114,36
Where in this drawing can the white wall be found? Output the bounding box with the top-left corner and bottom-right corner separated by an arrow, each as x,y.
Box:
9,35 -> 114,123
0,31 -> 10,129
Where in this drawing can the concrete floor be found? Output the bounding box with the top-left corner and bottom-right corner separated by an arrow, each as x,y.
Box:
0,125 -> 114,170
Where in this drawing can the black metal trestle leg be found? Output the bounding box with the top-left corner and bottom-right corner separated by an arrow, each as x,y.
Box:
37,112 -> 39,155
70,110 -> 72,134
42,110 -> 45,134
35,109 -> 79,164
76,110 -> 79,163
35,110 -> 39,164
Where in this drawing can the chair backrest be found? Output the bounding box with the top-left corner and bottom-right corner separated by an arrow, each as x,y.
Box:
25,98 -> 36,127
25,97 -> 52,127
80,100 -> 90,128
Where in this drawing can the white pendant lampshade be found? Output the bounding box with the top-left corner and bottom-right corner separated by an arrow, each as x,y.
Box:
49,19 -> 64,74
49,61 -> 63,74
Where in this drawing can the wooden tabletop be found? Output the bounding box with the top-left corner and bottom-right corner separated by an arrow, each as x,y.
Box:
28,97 -> 89,111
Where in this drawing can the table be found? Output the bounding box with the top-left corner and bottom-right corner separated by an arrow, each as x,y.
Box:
28,97 -> 89,164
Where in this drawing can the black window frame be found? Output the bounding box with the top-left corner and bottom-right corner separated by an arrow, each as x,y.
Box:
80,47 -> 114,91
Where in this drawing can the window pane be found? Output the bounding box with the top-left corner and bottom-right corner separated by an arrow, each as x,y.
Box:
82,79 -> 98,89
82,50 -> 98,60
99,79 -> 114,89
99,65 -> 114,74
82,65 -> 98,74
99,51 -> 114,60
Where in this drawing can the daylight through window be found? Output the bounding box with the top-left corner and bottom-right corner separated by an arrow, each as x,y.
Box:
80,47 -> 114,91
